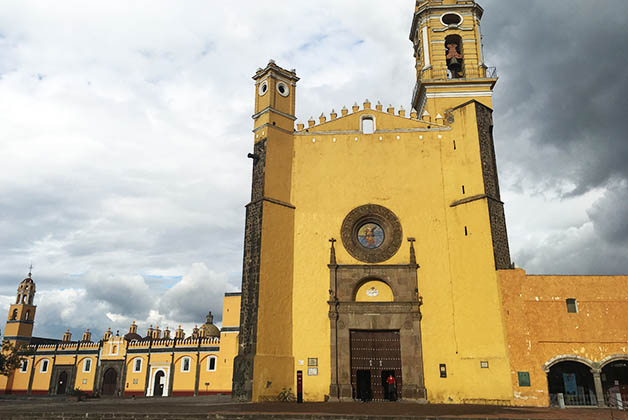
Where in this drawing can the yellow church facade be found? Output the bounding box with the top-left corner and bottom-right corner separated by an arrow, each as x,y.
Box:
0,274 -> 241,398
2,0 -> 628,409
232,0 -> 628,408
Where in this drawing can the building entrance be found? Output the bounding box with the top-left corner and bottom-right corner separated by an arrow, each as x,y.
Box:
547,361 -> 596,406
153,370 -> 165,397
102,368 -> 117,396
350,330 -> 402,401
602,360 -> 628,406
56,371 -> 68,395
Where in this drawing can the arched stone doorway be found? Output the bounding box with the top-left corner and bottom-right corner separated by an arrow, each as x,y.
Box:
56,371 -> 68,395
602,359 -> 628,406
153,370 -> 165,397
101,368 -> 118,396
547,361 -> 597,406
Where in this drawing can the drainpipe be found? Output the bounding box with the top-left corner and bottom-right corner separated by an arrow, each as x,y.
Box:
71,341 -> 81,392
48,344 -> 59,395
168,338 -> 177,397
194,339 -> 201,396
121,339 -> 129,397
26,344 -> 38,395
144,338 -> 153,396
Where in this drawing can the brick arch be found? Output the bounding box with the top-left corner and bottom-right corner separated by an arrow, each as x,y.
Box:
599,354 -> 628,369
542,355 -> 595,373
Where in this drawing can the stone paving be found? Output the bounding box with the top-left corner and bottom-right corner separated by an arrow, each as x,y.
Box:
0,395 -> 626,420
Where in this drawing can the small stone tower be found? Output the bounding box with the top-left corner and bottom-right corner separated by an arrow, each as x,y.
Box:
4,270 -> 37,345
233,60 -> 299,401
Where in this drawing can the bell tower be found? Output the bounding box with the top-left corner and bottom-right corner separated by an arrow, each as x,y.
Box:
233,60 -> 299,401
4,269 -> 37,345
410,0 -> 497,118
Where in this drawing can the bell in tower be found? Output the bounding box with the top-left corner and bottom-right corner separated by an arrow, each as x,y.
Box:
445,35 -> 464,79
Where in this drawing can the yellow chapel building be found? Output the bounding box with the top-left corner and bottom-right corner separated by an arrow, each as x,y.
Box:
0,271 -> 242,397
2,0 -> 628,409
231,0 -> 628,408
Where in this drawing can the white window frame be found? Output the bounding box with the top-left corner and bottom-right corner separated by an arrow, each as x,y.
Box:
19,359 -> 28,373
361,115 -> 376,134
207,355 -> 217,372
40,359 -> 49,373
133,358 -> 143,373
83,358 -> 92,373
181,356 -> 191,373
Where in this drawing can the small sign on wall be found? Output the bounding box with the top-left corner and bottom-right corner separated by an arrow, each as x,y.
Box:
518,371 -> 531,387
308,367 -> 318,376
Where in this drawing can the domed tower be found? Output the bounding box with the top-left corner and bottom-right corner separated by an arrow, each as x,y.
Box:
4,269 -> 37,345
199,312 -> 220,339
124,321 -> 142,341
410,0 -> 497,118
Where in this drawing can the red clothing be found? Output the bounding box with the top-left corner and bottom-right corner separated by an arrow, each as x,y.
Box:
386,376 -> 396,385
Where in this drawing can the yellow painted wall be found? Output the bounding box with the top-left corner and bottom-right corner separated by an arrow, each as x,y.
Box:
30,356 -> 52,393
222,295 -> 241,328
9,356 -> 31,393
172,352 -> 197,394
68,356 -> 91,392
499,269 -> 628,407
211,294 -> 240,393
125,355 -> 148,395
284,101 -> 512,403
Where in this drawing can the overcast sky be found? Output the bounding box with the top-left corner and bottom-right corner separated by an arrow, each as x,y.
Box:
1,1 -> 627,341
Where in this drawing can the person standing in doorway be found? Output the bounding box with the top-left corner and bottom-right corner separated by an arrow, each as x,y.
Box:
386,374 -> 397,401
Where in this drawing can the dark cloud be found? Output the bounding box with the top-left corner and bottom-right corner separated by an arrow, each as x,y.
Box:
587,180 -> 628,246
483,0 -> 628,193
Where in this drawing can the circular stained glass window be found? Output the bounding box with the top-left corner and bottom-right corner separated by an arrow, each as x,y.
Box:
357,223 -> 384,249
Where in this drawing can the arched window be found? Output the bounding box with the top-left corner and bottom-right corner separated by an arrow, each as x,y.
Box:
83,358 -> 92,373
181,357 -> 191,373
40,359 -> 49,373
22,295 -> 27,304
11,309 -> 18,320
445,35 -> 464,79
24,310 -> 30,321
19,360 -> 28,373
133,358 -> 142,373
207,356 -> 217,372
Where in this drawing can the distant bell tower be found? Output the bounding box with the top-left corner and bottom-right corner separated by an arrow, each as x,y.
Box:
4,269 -> 37,345
410,0 -> 497,118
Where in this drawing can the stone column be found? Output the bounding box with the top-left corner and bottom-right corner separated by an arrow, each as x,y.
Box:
591,368 -> 606,407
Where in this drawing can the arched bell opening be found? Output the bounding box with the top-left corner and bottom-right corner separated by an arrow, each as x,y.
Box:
445,34 -> 464,79
353,279 -> 394,302
547,361 -> 597,406
601,359 -> 628,407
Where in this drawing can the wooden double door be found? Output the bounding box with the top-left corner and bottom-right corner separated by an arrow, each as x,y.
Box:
350,330 -> 402,401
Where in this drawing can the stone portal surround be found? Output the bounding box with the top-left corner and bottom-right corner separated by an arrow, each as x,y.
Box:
328,244 -> 427,402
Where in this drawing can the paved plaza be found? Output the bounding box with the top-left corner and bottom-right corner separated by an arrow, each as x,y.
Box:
0,396 -> 627,420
